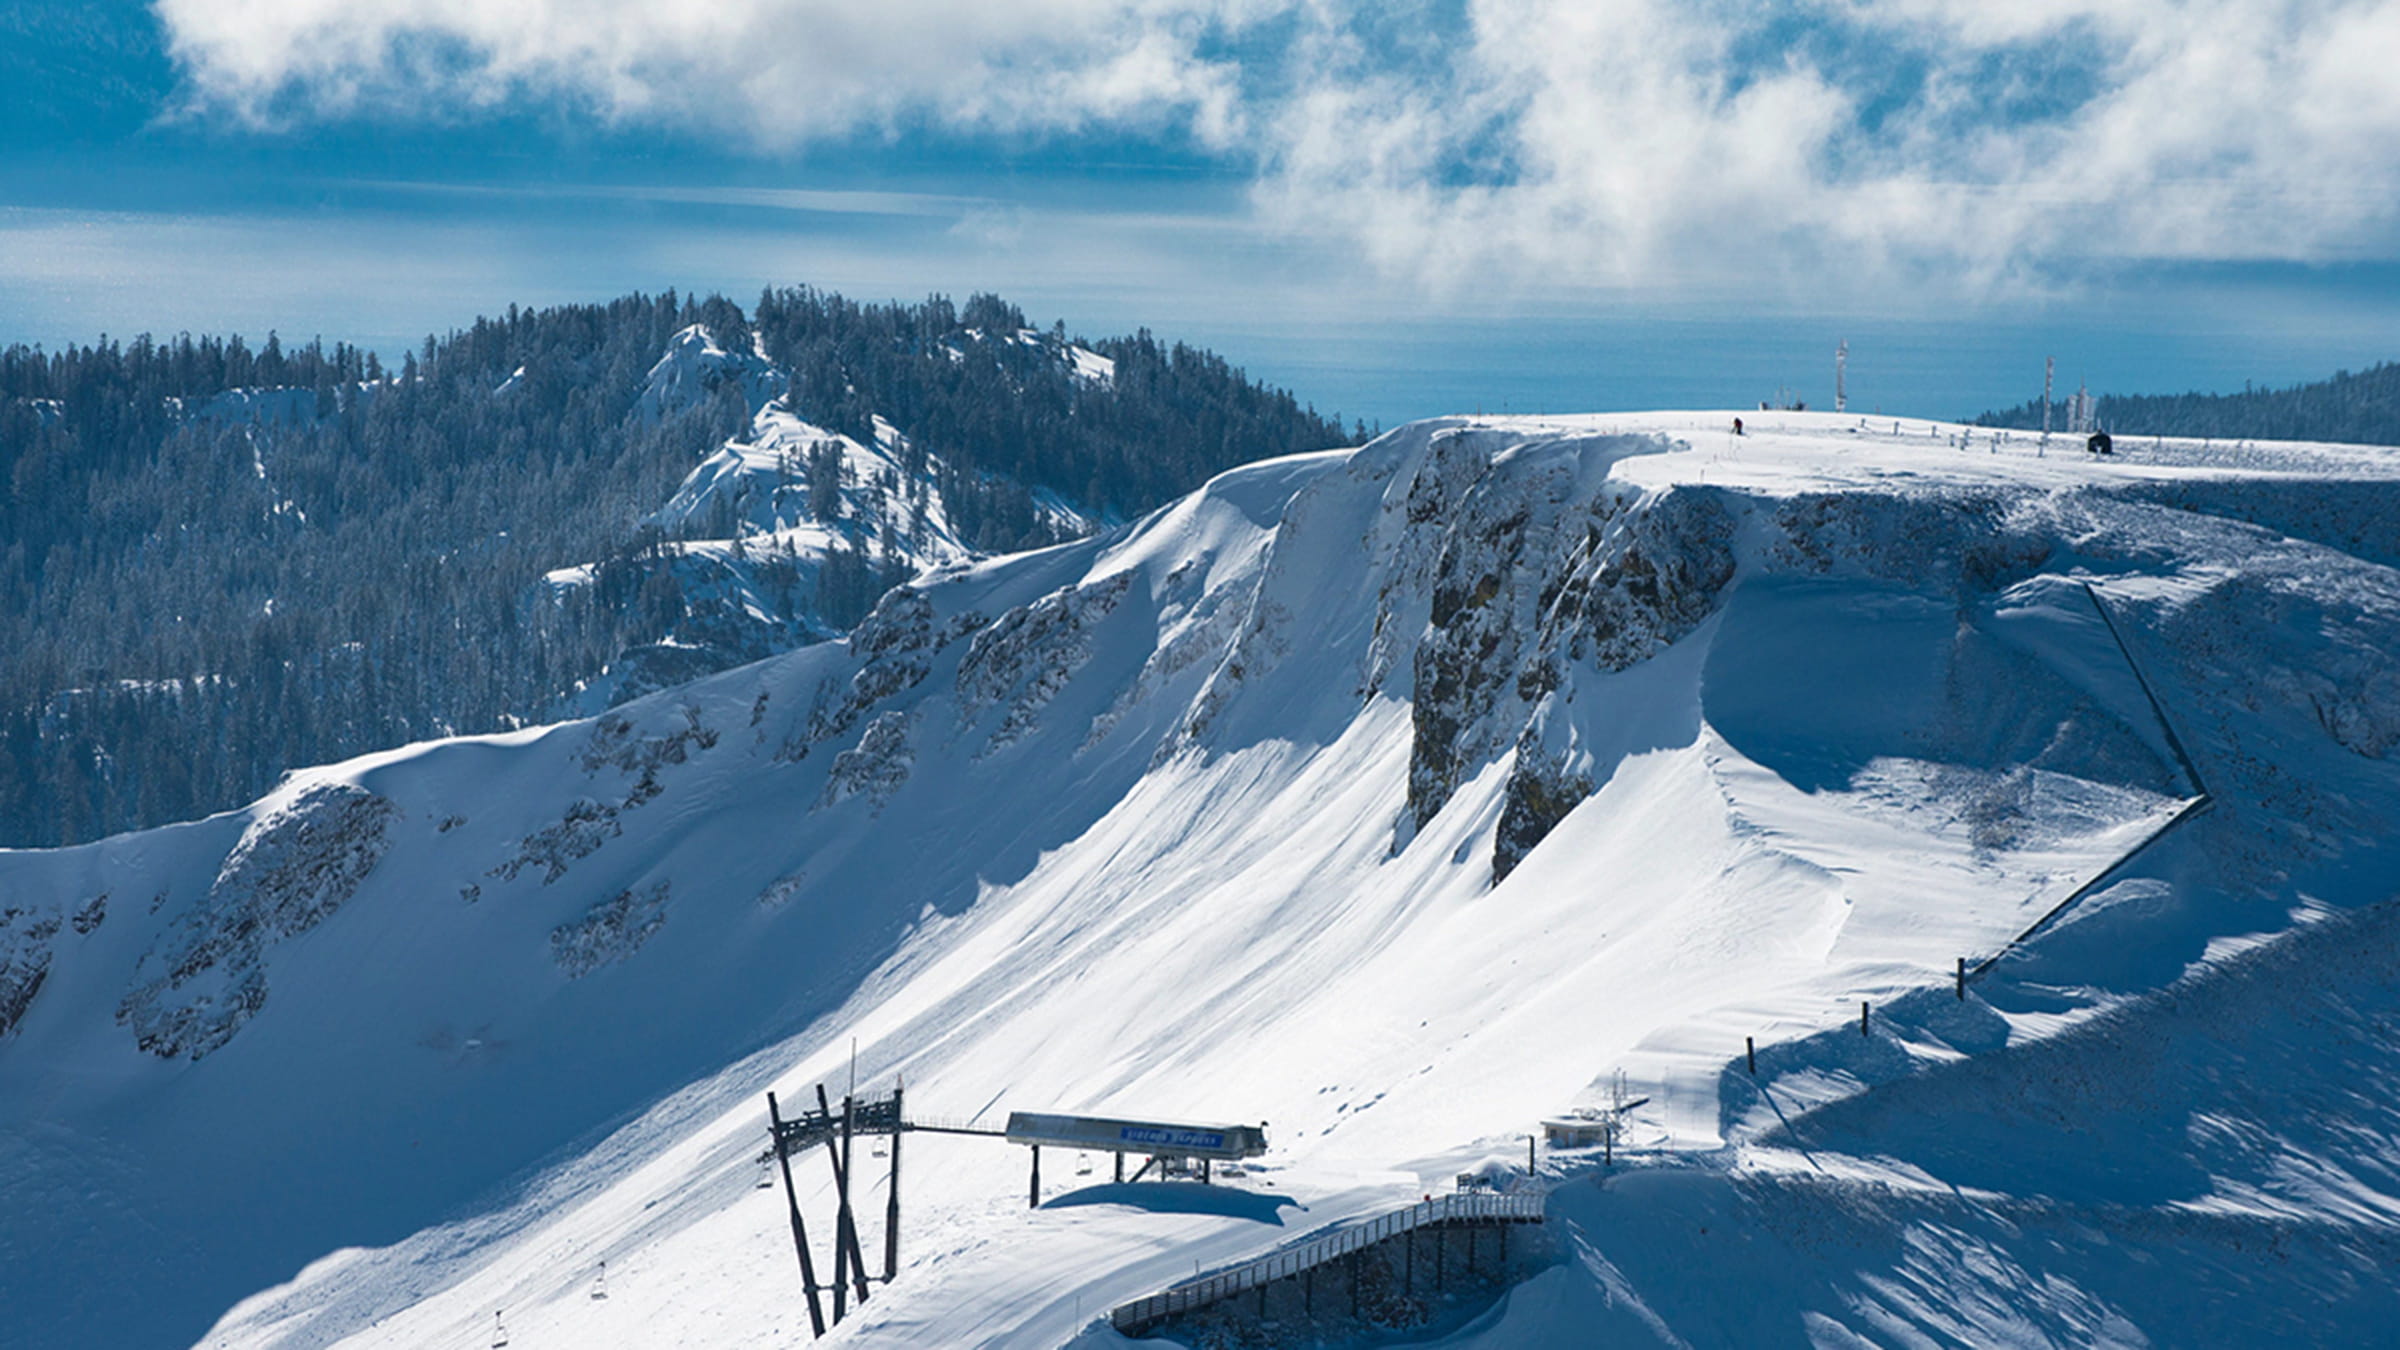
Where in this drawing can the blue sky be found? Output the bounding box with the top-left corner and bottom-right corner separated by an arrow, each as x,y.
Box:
6,0 -> 2399,426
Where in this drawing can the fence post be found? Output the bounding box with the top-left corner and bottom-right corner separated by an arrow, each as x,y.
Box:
1956,956 -> 1966,999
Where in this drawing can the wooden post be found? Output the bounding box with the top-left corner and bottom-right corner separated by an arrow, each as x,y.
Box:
1201,1157 -> 1211,1185
1527,1133 -> 1536,1174
1956,956 -> 1966,1000
1114,1151 -> 1124,1184
1746,1036 -> 1756,1074
884,1086 -> 902,1283
1029,1144 -> 1041,1209
766,1093 -> 828,1338
1861,1001 -> 1870,1037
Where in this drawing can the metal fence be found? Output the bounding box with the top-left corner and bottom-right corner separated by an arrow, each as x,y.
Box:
1109,1191 -> 1544,1334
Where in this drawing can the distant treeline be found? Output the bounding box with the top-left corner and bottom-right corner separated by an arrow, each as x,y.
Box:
1974,361 -> 2400,445
0,288 -> 1350,847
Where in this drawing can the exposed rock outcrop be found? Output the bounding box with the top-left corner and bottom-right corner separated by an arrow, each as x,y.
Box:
1399,434 -> 1739,880
551,882 -> 671,977
821,711 -> 917,809
118,783 -> 398,1059
956,571 -> 1133,756
0,905 -> 63,1039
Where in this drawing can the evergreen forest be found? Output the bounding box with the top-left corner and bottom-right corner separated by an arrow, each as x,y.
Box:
1973,361 -> 2400,445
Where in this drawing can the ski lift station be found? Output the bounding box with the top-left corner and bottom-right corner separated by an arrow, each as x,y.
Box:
764,1083 -> 1270,1337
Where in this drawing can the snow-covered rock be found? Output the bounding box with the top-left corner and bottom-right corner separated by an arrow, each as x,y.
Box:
819,710 -> 917,809
562,341 -> 1075,710
550,882 -> 671,977
635,324 -> 784,424
955,571 -> 1134,756
115,781 -> 397,1060
0,904 -> 62,1039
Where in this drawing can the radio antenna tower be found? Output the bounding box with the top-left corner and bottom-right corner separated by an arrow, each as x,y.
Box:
1835,340 -> 1848,414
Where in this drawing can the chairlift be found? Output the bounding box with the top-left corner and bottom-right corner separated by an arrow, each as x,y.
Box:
1076,1152 -> 1094,1177
591,1260 -> 608,1301
490,1310 -> 509,1348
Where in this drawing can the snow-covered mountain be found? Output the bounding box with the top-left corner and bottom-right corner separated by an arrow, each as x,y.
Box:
554,324 -> 1096,708
5,413 -> 2400,1348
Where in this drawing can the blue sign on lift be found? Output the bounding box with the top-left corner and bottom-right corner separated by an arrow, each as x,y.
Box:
1004,1111 -> 1268,1161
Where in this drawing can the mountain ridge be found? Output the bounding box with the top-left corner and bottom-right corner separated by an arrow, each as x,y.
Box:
7,410 -> 2398,1347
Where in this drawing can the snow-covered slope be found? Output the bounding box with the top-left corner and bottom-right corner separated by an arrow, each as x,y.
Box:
5,413 -> 2399,1348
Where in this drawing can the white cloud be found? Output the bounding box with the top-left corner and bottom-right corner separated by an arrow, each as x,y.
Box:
1251,1 -> 2400,292
1254,0 -> 2400,292
153,0 -> 2400,291
154,0 -> 1271,148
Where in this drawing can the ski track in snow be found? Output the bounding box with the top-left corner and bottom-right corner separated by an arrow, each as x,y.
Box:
3,412 -> 2399,1347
